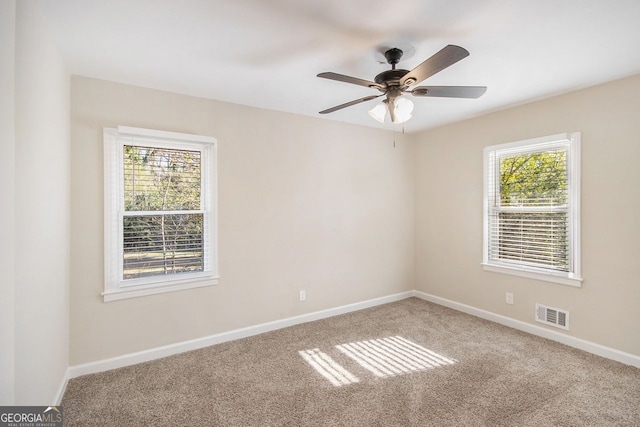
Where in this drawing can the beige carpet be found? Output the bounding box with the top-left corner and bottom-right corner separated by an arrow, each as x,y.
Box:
62,298 -> 640,426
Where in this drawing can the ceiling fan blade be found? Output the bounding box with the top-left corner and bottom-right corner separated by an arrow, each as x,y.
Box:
319,94 -> 383,114
410,86 -> 487,98
400,45 -> 470,87
317,72 -> 385,90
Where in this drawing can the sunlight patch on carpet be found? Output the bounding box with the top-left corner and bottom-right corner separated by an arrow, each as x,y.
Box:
299,348 -> 360,386
336,336 -> 457,378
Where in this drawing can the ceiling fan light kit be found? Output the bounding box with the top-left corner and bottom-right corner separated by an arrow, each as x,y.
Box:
368,101 -> 387,123
369,96 -> 414,124
318,45 -> 487,125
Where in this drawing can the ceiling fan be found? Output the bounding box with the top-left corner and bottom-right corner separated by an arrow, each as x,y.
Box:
317,45 -> 487,124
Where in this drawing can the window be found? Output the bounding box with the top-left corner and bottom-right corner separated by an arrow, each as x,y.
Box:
103,126 -> 218,301
483,133 -> 581,287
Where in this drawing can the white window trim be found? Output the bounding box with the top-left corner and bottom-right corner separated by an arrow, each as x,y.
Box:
482,132 -> 582,287
103,126 -> 219,302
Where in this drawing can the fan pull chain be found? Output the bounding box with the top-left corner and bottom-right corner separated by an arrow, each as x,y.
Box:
392,124 -> 406,148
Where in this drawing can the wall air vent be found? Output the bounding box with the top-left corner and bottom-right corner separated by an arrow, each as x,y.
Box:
535,303 -> 569,330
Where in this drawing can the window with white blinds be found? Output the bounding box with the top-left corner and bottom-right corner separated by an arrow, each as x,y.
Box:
103,126 -> 218,302
483,133 -> 582,287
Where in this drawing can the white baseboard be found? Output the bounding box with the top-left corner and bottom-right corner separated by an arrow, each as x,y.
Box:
67,291 -> 414,379
414,291 -> 640,369
54,368 -> 69,405
62,288 -> 639,394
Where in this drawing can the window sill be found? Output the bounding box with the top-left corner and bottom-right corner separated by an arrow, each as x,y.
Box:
482,263 -> 583,288
102,277 -> 219,302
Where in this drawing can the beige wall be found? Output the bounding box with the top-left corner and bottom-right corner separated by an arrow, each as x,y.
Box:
70,77 -> 415,365
0,0 -> 17,405
12,0 -> 70,404
415,74 -> 640,356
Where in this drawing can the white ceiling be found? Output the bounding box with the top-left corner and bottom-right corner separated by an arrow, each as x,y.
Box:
35,0 -> 640,133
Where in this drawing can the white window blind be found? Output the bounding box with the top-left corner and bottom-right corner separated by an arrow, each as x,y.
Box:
104,127 -> 218,301
123,145 -> 204,280
483,133 -> 582,286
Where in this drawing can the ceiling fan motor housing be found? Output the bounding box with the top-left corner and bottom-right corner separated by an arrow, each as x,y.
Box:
375,48 -> 421,88
374,69 -> 410,86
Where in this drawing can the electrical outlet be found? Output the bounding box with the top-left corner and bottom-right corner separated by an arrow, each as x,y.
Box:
299,290 -> 306,301
506,292 -> 514,305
